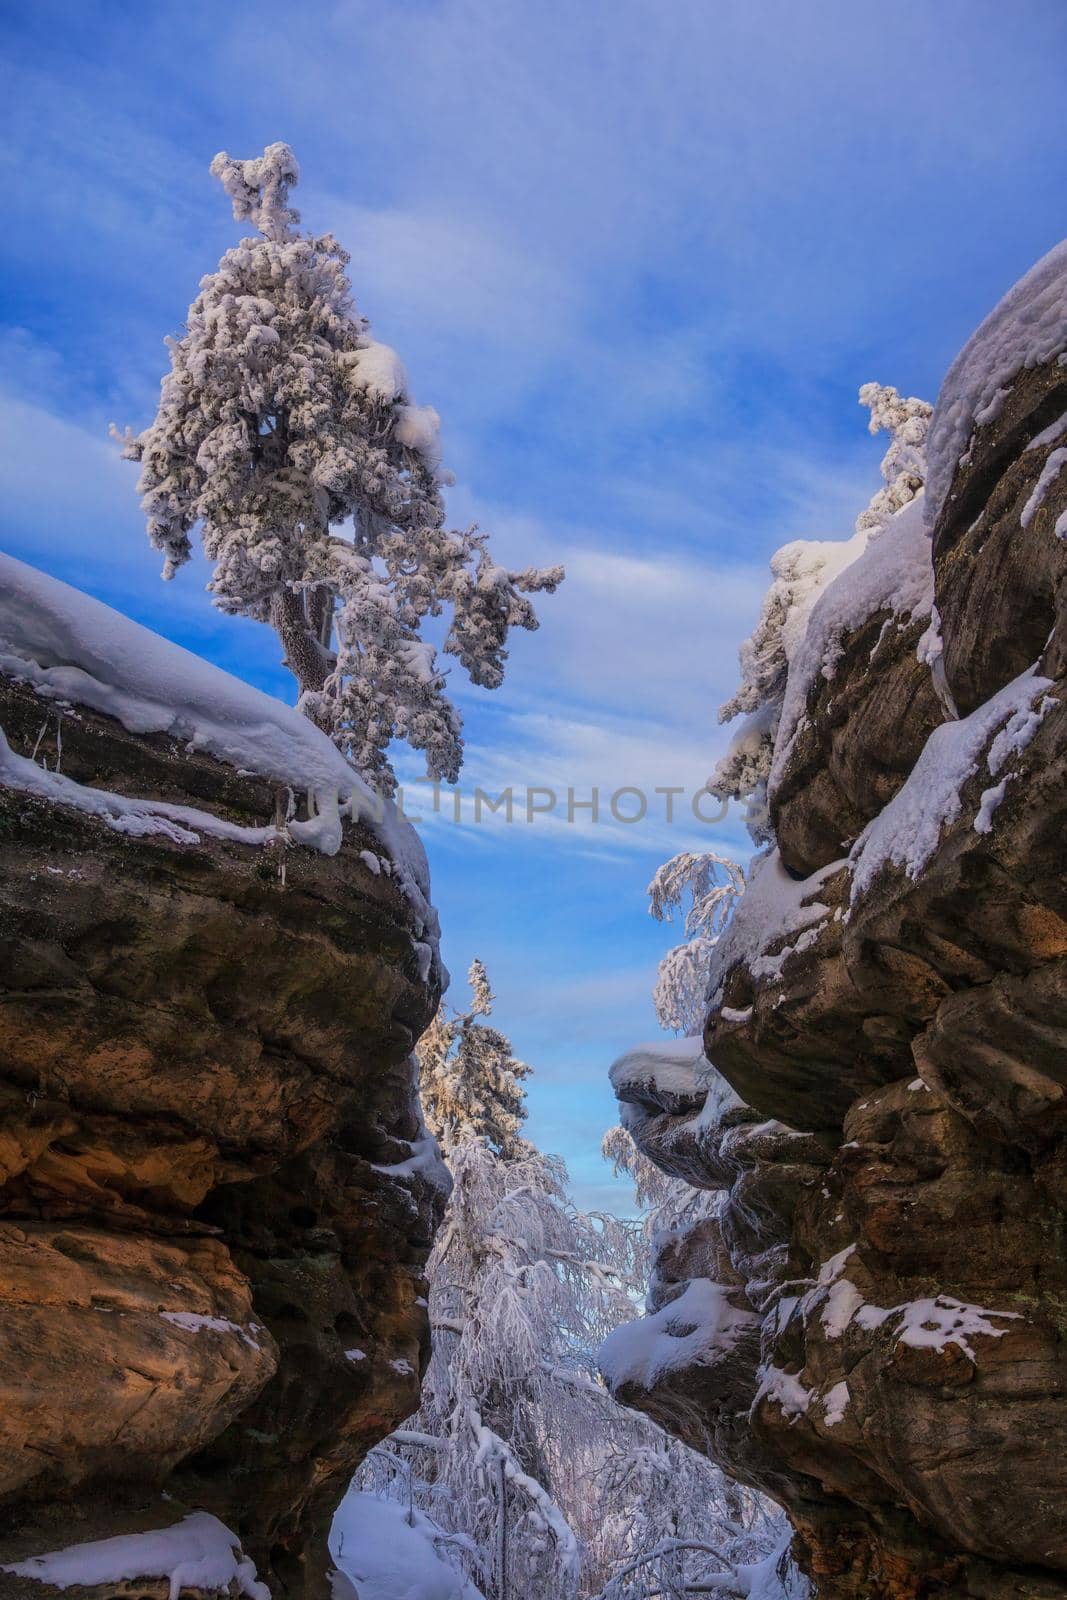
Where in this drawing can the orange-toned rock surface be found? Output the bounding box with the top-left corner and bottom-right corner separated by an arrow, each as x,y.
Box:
0,645 -> 448,1597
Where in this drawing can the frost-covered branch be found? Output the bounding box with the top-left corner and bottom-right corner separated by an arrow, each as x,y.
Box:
467,1405 -> 582,1580
586,1538 -> 745,1600
647,852 -> 744,1034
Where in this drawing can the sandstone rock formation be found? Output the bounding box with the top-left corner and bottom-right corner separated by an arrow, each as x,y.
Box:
605,242 -> 1067,1597
0,565 -> 448,1599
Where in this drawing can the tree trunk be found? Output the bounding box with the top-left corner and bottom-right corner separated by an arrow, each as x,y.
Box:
496,1454 -> 508,1600
270,589 -> 330,721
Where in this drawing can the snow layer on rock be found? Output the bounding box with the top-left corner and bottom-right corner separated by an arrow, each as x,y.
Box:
372,1132 -> 453,1197
803,1255 -> 1021,1362
2,1512 -> 269,1600
752,1363 -> 811,1422
889,1295 -> 1021,1360
926,238 -> 1067,527
598,1277 -> 758,1391
822,1381 -> 849,1427
849,664 -> 1055,902
330,1488 -> 485,1600
695,1060 -> 749,1128
769,498 -> 933,796
609,1034 -> 715,1107
0,553 -> 437,940
0,727 -> 282,849
1020,446 -> 1067,528
705,849 -> 841,1011
159,1311 -> 265,1350
609,1036 -> 747,1150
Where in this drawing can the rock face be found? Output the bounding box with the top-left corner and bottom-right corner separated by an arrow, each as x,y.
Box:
0,593 -> 448,1599
606,245 -> 1067,1597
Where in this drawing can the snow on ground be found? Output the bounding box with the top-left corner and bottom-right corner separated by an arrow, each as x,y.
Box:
0,551 -> 437,941
599,1277 -> 759,1390
925,238 -> 1067,528
330,1488 -> 485,1600
1,1512 -> 269,1600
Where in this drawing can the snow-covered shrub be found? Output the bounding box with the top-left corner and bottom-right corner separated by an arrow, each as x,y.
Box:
115,143 -> 562,791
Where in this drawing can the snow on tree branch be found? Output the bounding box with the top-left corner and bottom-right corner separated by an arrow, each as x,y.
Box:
210,142 -> 301,241
114,144 -> 563,791
647,851 -> 745,1035
354,955 -> 783,1597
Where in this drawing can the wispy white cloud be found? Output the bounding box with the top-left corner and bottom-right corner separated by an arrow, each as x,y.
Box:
6,0 -> 1066,1203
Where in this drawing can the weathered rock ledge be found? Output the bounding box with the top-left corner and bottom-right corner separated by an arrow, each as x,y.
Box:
606,244 -> 1067,1597
0,580 -> 448,1599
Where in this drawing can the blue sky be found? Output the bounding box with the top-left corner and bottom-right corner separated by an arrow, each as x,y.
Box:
3,0 -> 1066,1206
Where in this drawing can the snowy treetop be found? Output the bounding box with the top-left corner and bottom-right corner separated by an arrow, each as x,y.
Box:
926,237 -> 1067,528
115,143 -> 562,791
210,142 -> 301,241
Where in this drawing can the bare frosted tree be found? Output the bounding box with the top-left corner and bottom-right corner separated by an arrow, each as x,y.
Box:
115,143 -> 562,790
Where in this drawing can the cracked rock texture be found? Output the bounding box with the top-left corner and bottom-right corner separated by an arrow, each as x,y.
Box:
0,670 -> 447,1599
606,254 -> 1067,1597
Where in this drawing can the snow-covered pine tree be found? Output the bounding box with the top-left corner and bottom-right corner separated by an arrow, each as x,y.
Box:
854,383 -> 932,536
114,143 -> 562,791
419,959 -> 532,1160
708,382 -> 931,833
646,851 -> 745,1035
